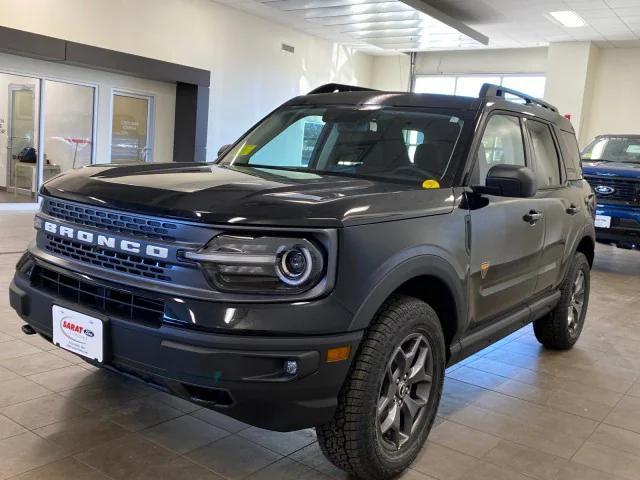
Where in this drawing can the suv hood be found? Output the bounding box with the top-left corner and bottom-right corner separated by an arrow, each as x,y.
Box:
41,163 -> 455,228
583,161 -> 640,179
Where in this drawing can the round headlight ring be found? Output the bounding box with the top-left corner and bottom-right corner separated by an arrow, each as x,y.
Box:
277,246 -> 313,286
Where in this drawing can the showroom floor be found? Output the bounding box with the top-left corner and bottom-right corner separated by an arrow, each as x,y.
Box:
0,213 -> 639,480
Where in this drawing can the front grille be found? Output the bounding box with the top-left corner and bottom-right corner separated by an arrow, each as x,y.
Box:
31,265 -> 165,327
44,235 -> 173,282
585,176 -> 640,204
43,198 -> 178,241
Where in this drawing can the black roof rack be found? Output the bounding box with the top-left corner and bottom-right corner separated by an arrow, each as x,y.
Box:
307,83 -> 379,95
479,83 -> 558,113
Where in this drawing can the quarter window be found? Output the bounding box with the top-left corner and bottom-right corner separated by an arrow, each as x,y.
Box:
528,120 -> 561,187
558,131 -> 582,180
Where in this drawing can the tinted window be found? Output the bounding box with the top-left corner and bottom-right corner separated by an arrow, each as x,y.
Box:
559,130 -> 582,180
528,120 -> 561,187
473,115 -> 525,185
221,107 -> 465,186
582,136 -> 640,165
250,115 -> 325,167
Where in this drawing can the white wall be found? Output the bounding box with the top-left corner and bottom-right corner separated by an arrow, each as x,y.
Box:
0,0 -> 374,160
370,54 -> 412,92
581,47 -> 640,146
0,52 -> 177,165
414,47 -> 548,75
544,42 -> 599,143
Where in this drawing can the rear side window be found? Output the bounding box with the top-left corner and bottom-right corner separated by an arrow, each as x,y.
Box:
527,120 -> 561,187
558,130 -> 583,180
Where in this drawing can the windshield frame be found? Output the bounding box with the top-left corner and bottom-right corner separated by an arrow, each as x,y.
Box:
215,104 -> 475,188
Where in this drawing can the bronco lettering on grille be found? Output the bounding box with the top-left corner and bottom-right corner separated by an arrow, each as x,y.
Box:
42,221 -> 169,259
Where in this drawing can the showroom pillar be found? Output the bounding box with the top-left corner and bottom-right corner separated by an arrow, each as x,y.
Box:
544,42 -> 600,145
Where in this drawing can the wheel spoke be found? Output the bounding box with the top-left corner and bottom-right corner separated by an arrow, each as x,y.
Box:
380,402 -> 399,435
401,337 -> 422,375
407,345 -> 428,383
402,395 -> 425,426
378,394 -> 391,417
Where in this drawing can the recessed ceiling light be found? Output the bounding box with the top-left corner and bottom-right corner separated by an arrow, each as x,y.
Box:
549,11 -> 587,28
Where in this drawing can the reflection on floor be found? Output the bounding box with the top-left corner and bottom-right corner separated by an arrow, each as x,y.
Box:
0,212 -> 639,480
0,190 -> 36,204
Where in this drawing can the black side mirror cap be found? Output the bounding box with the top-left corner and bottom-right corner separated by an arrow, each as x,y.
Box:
473,164 -> 537,198
217,144 -> 233,158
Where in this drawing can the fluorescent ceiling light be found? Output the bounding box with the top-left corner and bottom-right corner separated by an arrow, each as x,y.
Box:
549,11 -> 587,28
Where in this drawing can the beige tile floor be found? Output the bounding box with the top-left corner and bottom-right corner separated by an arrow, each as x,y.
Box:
1,211 -> 640,479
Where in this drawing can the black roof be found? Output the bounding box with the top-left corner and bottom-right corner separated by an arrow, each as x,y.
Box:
285,90 -> 479,110
285,83 -> 573,132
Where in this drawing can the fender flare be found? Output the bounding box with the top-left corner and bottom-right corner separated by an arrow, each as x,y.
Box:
347,254 -> 467,341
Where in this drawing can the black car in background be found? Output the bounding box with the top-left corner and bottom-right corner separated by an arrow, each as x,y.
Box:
10,83 -> 596,479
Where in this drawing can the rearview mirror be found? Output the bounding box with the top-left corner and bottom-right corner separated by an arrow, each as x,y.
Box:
217,144 -> 233,158
474,164 -> 537,198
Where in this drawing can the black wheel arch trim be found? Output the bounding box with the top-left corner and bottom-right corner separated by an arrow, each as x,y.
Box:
347,253 -> 467,345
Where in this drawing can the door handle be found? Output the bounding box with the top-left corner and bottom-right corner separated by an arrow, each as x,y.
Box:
566,204 -> 580,215
524,210 -> 544,225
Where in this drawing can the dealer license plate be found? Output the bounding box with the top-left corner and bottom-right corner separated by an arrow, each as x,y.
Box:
52,306 -> 103,362
594,215 -> 611,229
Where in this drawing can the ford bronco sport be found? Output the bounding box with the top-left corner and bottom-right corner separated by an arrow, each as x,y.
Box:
582,134 -> 640,248
10,83 -> 596,479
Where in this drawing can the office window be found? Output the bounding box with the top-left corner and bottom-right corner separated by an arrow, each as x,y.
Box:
415,74 -> 546,99
413,76 -> 456,95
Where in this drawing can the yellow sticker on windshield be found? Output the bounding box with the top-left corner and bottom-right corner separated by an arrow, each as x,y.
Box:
422,179 -> 441,189
239,144 -> 257,155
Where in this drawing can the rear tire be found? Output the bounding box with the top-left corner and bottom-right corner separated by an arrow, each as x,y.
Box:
316,295 -> 445,480
534,252 -> 590,350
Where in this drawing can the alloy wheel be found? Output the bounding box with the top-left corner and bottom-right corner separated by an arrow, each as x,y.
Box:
377,333 -> 434,450
568,269 -> 586,336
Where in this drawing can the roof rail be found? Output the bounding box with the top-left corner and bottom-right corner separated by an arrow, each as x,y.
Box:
307,83 -> 379,95
479,83 -> 558,113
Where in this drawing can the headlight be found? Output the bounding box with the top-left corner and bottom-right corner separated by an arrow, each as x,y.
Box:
184,234 -> 326,295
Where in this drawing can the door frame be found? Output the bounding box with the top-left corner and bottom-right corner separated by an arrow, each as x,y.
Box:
109,88 -> 155,163
6,82 -> 38,198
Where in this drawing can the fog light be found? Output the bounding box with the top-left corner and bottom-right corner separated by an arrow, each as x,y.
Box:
284,359 -> 298,375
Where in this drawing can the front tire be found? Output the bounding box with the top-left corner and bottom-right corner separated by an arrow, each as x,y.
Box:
316,295 -> 445,480
533,252 -> 590,350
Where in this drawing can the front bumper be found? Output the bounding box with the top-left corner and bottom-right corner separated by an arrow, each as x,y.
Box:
10,256 -> 363,431
595,204 -> 640,245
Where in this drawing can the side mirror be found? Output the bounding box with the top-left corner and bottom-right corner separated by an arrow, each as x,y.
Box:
475,164 -> 537,198
217,144 -> 233,158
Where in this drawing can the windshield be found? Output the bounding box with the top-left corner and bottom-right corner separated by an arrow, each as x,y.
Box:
218,106 -> 465,185
582,136 -> 640,164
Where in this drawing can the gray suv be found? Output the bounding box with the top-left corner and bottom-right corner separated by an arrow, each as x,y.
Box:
10,83 -> 596,479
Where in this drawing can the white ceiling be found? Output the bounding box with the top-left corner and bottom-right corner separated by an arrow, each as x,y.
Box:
214,0 -> 640,53
428,0 -> 640,49
214,0 -> 488,53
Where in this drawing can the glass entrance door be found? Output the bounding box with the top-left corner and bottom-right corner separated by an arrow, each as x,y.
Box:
0,74 -> 40,204
110,92 -> 154,163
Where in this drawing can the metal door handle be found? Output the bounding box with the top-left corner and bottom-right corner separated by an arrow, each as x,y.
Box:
566,205 -> 580,215
524,210 -> 544,225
